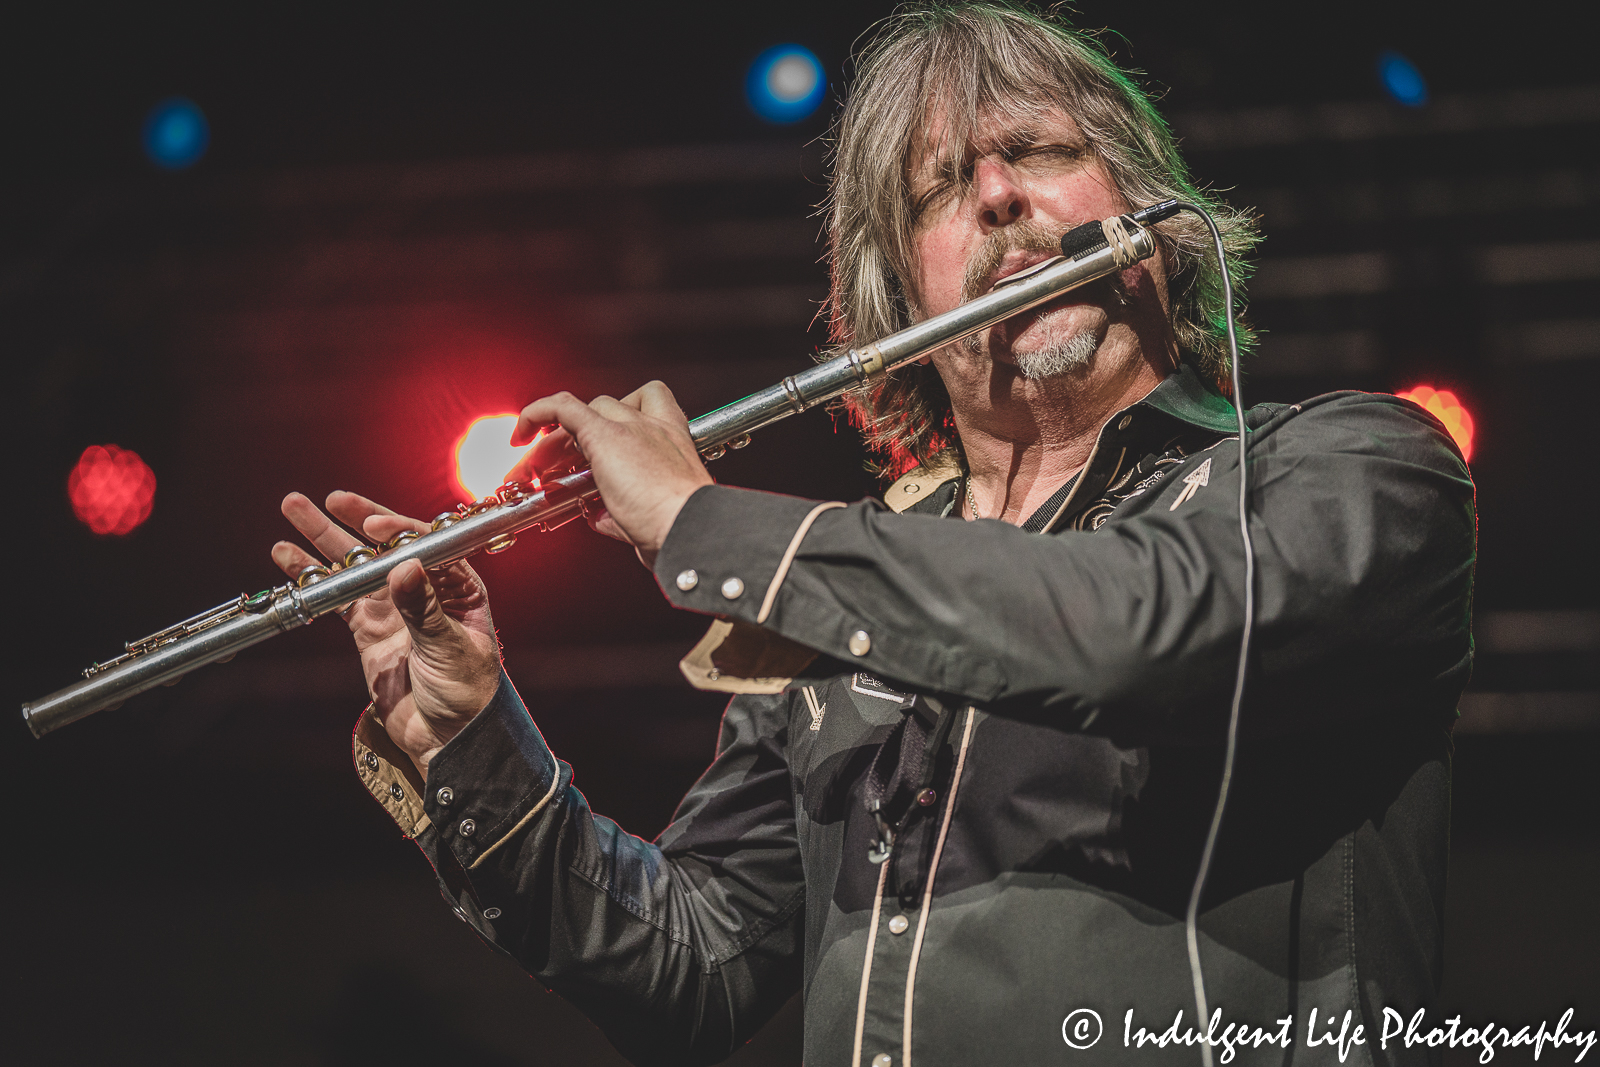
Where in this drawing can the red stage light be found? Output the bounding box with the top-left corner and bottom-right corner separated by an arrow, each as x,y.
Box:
68,445 -> 157,536
454,414 -> 538,501
1396,386 -> 1474,461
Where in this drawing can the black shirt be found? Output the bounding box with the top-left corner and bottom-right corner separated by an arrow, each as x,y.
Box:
353,365 -> 1476,1066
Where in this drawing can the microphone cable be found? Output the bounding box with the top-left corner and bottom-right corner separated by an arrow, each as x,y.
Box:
1130,198 -> 1255,1067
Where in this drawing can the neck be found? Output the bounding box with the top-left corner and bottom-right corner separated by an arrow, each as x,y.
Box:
953,346 -> 1171,524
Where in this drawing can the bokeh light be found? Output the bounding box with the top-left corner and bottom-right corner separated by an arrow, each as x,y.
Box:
1378,51 -> 1428,108
454,414 -> 537,501
1397,385 -> 1473,460
143,97 -> 210,169
68,445 -> 157,536
747,45 -> 825,123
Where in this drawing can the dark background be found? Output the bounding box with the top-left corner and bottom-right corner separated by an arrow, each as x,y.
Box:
4,2 -> 1596,1063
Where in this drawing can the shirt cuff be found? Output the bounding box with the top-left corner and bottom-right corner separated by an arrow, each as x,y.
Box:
656,484 -> 841,618
353,704 -> 429,837
352,672 -> 562,870
654,483 -> 1006,701
422,672 -> 563,871
655,481 -> 878,652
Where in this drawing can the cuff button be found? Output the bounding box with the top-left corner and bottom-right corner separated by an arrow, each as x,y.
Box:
721,577 -> 745,600
675,569 -> 699,591
848,630 -> 872,656
459,818 -> 477,837
483,907 -> 502,920
436,786 -> 454,806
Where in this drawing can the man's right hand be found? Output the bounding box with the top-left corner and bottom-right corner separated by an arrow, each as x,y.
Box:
507,380 -> 711,570
272,490 -> 503,780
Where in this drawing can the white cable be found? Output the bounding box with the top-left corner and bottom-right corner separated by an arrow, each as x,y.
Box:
1172,202 -> 1254,1067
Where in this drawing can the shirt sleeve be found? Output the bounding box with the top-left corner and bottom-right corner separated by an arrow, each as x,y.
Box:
652,392 -> 1476,743
354,674 -> 805,1066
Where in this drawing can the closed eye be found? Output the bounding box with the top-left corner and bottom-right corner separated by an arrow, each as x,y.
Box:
910,173 -> 960,221
1006,143 -> 1085,166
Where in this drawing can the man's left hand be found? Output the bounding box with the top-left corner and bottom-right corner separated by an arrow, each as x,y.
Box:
508,381 -> 711,569
271,491 -> 502,779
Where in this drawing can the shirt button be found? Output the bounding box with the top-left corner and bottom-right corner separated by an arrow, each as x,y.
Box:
436,786 -> 454,806
848,630 -> 871,656
459,818 -> 477,837
675,569 -> 699,591
362,752 -> 378,771
720,576 -> 745,600
389,783 -> 404,800
873,1055 -> 894,1067
888,914 -> 909,935
916,788 -> 937,807
1118,414 -> 1133,431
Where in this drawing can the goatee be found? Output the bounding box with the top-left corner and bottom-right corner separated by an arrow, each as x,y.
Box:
958,219 -> 1122,380
1014,329 -> 1098,380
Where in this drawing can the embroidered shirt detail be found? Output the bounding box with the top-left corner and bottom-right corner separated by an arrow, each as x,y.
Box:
1169,457 -> 1213,511
850,673 -> 910,704
1070,426 -> 1218,532
802,686 -> 827,731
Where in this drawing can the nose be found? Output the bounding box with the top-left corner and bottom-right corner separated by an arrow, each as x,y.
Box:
973,156 -> 1030,232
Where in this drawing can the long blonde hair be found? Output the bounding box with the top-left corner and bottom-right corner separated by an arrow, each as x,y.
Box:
825,3 -> 1260,477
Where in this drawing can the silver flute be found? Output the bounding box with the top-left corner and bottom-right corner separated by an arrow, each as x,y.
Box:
22,216 -> 1156,738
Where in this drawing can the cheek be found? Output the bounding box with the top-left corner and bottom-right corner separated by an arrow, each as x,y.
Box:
913,229 -> 970,310
1033,168 -> 1130,224
1118,259 -> 1169,312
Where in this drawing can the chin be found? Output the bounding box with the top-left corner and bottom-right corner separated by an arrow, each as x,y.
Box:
1011,329 -> 1100,381
1001,304 -> 1102,376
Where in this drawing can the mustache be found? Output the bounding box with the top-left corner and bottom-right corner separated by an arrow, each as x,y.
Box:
960,220 -> 1065,302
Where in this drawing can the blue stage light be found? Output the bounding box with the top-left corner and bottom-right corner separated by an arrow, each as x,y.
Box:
143,98 -> 210,169
747,45 -> 825,124
1378,52 -> 1428,108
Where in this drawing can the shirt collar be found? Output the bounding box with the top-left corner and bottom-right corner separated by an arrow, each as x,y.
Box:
1134,360 -> 1239,434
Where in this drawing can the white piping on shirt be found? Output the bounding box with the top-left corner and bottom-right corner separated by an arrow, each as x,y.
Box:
469,768 -> 564,870
757,501 -> 847,625
802,685 -> 827,731
901,706 -> 978,1067
1035,435 -> 1123,533
851,856 -> 893,1067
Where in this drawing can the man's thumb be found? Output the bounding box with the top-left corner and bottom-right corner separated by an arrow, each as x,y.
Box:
389,560 -> 454,645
